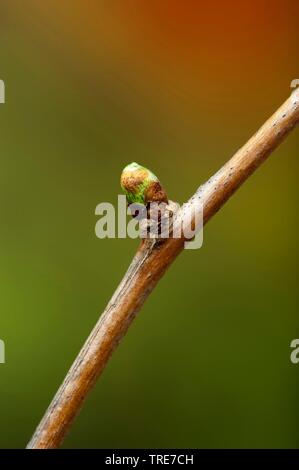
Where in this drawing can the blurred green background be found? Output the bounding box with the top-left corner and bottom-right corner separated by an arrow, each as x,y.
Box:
0,0 -> 298,448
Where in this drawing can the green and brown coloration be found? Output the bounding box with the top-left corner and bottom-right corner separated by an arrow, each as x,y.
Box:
27,88 -> 299,449
120,162 -> 168,205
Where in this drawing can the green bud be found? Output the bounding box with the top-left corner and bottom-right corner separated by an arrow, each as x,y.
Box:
120,162 -> 168,205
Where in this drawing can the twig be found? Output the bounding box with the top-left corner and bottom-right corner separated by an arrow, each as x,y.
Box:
27,88 -> 299,449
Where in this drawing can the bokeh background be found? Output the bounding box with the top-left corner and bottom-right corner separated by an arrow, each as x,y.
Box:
0,0 -> 298,448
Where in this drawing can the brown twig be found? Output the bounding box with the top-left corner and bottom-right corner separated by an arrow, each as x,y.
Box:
27,88 -> 299,449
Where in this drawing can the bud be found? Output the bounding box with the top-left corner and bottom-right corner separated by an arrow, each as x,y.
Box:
120,162 -> 168,205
